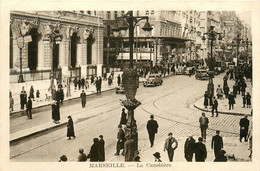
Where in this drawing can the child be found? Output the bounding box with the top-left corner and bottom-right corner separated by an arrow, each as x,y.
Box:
242,95 -> 246,108
36,90 -> 40,102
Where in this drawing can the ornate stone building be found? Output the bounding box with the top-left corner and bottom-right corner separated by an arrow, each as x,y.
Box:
10,11 -> 104,83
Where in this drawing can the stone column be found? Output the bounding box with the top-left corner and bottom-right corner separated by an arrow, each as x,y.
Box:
59,41 -> 66,67
76,43 -> 83,67
81,42 -> 87,78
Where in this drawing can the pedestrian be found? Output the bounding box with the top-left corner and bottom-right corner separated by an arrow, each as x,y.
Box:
98,76 -> 102,93
59,88 -> 64,104
246,92 -> 251,108
78,148 -> 87,162
203,91 -> 209,108
239,114 -> 249,142
85,80 -> 89,89
146,115 -> 159,147
9,95 -> 14,112
247,123 -> 252,158
216,85 -> 223,99
20,91 -> 25,110
164,132 -> 178,162
59,155 -> 68,162
213,150 -> 227,162
115,124 -> 125,155
241,80 -> 247,96
193,137 -> 207,162
199,112 -> 209,141
208,93 -> 213,108
233,83 -> 237,98
77,78 -> 81,90
67,116 -> 76,140
80,90 -> 86,107
184,135 -> 195,162
124,134 -> 135,162
120,108 -> 127,125
73,77 -> 77,90
228,92 -> 235,110
242,95 -> 246,108
223,85 -> 229,99
81,77 -> 85,89
211,96 -> 218,117
87,138 -> 100,162
211,130 -> 223,159
223,75 -> 228,88
30,86 -> 35,101
98,135 -> 105,161
51,100 -> 60,124
230,69 -> 234,80
117,74 -> 121,86
36,90 -> 40,102
26,97 -> 32,119
91,75 -> 94,85
153,152 -> 162,162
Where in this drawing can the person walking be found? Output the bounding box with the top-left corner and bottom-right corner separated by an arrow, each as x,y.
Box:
228,92 -> 236,110
194,137 -> 207,162
164,132 -> 178,162
78,148 -> 87,162
120,108 -> 127,125
77,78 -> 81,90
81,77 -> 85,89
73,77 -> 77,90
26,97 -> 32,119
36,90 -> 40,102
98,135 -> 105,162
30,86 -> 35,101
80,90 -> 87,108
87,138 -> 100,162
67,116 -> 76,140
146,115 -> 159,147
91,75 -> 94,85
239,114 -> 249,142
241,80 -> 247,96
246,92 -> 251,108
203,91 -> 209,108
233,83 -> 237,98
223,85 -> 230,99
20,90 -> 25,110
211,130 -> 223,159
153,152 -> 162,162
242,95 -> 246,108
211,96 -> 219,117
223,75 -> 228,88
124,134 -> 135,162
184,136 -> 196,162
85,80 -> 89,89
98,76 -> 102,93
117,74 -> 121,86
115,125 -> 125,155
199,112 -> 209,141
213,150 -> 227,162
51,100 -> 60,124
216,85 -> 223,99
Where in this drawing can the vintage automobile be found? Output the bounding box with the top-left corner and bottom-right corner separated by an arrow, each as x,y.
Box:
143,74 -> 163,87
195,69 -> 210,80
115,84 -> 124,94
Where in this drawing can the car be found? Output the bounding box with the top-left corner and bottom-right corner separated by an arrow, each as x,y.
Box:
116,84 -> 124,94
143,74 -> 163,87
195,69 -> 210,80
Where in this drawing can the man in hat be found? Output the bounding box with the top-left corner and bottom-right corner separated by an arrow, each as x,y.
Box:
59,155 -> 67,162
99,135 -> 105,161
115,125 -> 126,155
211,96 -> 219,117
211,130 -> 223,159
164,132 -> 178,162
80,90 -> 87,108
193,137 -> 207,162
184,135 -> 196,162
239,114 -> 250,142
199,112 -> 209,141
78,148 -> 87,162
146,115 -> 159,147
26,97 -> 33,119
153,152 -> 162,162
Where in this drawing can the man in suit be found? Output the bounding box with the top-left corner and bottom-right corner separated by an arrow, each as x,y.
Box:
194,137 -> 207,162
164,132 -> 178,162
211,96 -> 219,117
211,130 -> 223,159
146,115 -> 159,147
80,90 -> 87,107
184,135 -> 196,162
199,112 -> 209,141
115,125 -> 125,155
26,97 -> 32,119
240,114 -> 250,142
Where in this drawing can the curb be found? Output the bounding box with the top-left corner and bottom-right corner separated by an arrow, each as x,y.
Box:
193,103 -> 252,117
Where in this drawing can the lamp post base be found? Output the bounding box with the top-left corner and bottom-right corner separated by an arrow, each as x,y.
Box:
18,74 -> 25,83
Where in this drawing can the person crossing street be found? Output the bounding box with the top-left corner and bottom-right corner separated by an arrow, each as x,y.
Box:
146,115 -> 159,147
164,132 -> 178,162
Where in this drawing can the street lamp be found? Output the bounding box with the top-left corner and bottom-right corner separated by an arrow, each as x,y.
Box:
231,35 -> 243,66
201,26 -> 223,97
113,11 -> 153,155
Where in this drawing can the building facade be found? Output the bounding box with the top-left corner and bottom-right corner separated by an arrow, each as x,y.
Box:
10,11 -> 104,83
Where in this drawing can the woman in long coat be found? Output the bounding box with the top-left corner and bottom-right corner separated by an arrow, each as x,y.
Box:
203,91 -> 208,108
246,92 -> 251,107
67,116 -> 75,140
120,108 -> 127,125
51,100 -> 60,123
98,135 -> 105,161
88,138 -> 100,162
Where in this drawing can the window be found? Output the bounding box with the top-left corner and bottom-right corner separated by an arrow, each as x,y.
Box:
107,11 -> 111,19
146,10 -> 149,15
87,11 -> 91,15
121,11 -> 125,16
151,10 -> 154,15
114,11 -> 118,18
137,10 -> 139,16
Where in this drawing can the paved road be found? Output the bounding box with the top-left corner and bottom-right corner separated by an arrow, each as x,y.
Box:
10,73 -> 251,162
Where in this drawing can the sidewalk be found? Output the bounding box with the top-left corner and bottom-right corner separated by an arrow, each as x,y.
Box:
194,79 -> 252,116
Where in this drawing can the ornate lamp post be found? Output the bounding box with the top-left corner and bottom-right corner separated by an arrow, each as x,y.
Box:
112,11 -> 153,153
231,35 -> 243,66
201,26 -> 223,97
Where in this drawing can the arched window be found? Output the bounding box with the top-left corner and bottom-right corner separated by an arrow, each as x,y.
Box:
71,32 -> 79,68
28,28 -> 41,71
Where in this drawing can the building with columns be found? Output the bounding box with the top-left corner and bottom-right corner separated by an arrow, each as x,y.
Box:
10,11 -> 104,83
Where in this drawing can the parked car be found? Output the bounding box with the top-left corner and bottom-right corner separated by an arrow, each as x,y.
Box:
195,69 -> 210,80
116,84 -> 124,94
143,74 -> 163,87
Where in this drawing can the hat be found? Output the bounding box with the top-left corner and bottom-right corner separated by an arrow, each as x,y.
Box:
79,148 -> 84,153
168,132 -> 173,136
216,130 -> 220,134
150,115 -> 154,119
99,135 -> 103,138
60,155 -> 67,162
153,152 -> 161,159
198,137 -> 203,142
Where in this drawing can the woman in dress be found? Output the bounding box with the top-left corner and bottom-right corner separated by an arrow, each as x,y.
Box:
67,115 -> 76,140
